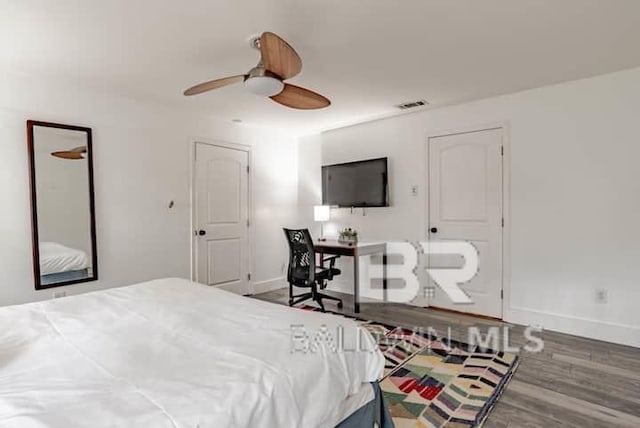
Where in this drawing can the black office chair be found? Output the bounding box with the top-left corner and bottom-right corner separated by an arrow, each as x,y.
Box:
283,228 -> 343,312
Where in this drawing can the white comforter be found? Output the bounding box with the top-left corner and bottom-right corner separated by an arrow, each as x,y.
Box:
0,278 -> 384,428
39,242 -> 89,275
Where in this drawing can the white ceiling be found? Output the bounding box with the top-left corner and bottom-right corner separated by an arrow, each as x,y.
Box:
2,0 -> 640,133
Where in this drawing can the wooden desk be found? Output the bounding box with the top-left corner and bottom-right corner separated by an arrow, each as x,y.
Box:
314,240 -> 387,313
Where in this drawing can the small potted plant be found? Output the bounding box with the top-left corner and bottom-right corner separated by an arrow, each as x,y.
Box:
338,228 -> 358,245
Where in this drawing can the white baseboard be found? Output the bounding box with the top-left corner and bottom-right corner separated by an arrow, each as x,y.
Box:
505,306 -> 640,348
329,281 -> 639,348
252,277 -> 287,295
322,280 -> 639,348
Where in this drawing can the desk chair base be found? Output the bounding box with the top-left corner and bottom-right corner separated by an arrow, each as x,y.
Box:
289,284 -> 343,312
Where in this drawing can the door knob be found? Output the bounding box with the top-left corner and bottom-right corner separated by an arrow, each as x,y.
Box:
430,227 -> 438,234
198,230 -> 206,236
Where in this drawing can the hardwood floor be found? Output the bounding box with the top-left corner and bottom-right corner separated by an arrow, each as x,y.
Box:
254,289 -> 640,428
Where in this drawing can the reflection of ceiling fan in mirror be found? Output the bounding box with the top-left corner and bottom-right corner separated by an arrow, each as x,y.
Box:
184,32 -> 330,110
51,146 -> 87,160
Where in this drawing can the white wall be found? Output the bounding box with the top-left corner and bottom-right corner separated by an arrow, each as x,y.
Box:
0,71 -> 298,306
297,134 -> 323,236
298,67 -> 640,347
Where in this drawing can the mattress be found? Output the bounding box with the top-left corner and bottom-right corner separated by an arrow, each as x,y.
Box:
40,268 -> 89,285
0,278 -> 385,427
39,241 -> 89,275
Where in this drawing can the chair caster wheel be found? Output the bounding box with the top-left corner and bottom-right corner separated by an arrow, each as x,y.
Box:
337,302 -> 343,309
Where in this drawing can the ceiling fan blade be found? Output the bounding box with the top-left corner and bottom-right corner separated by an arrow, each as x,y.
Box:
270,84 -> 330,110
183,75 -> 246,96
70,146 -> 87,153
51,151 -> 84,160
260,32 -> 302,80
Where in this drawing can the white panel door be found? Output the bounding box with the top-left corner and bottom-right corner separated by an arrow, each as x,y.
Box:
195,143 -> 249,294
427,128 -> 503,318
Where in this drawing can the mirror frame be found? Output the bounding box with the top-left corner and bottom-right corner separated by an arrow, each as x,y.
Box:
27,120 -> 99,290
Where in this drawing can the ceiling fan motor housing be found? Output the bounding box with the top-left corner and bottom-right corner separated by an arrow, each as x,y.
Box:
244,67 -> 284,97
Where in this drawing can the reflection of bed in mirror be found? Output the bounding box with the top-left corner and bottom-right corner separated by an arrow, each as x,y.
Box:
39,241 -> 90,285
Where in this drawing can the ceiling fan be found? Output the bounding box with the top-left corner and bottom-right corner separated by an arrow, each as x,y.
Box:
51,146 -> 86,160
183,32 -> 330,110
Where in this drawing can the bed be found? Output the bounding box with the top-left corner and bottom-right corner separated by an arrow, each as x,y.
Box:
39,241 -> 89,284
0,278 -> 393,427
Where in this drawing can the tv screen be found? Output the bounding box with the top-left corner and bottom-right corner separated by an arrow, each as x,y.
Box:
322,157 -> 388,207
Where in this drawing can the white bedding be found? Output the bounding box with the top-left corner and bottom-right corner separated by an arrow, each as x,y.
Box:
39,242 -> 89,275
0,278 -> 384,428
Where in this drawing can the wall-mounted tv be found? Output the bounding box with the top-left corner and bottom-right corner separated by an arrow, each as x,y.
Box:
322,157 -> 389,207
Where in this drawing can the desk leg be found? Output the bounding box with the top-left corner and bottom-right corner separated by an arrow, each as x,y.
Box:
382,246 -> 388,303
354,254 -> 360,313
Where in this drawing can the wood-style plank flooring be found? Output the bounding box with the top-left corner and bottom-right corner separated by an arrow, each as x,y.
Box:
254,289 -> 640,428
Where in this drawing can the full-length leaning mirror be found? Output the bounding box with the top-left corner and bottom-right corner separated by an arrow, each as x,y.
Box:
27,121 -> 98,289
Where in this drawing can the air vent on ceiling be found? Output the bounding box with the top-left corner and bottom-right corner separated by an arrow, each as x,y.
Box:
395,99 -> 429,110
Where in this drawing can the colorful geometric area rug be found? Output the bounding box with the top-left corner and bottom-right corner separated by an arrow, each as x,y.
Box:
299,305 -> 519,427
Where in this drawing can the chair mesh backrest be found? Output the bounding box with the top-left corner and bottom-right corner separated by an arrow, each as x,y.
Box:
283,228 -> 316,284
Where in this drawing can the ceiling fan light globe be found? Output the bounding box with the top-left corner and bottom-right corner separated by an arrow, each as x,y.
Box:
244,76 -> 284,97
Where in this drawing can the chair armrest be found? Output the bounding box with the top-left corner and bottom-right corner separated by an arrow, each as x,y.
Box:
322,255 -> 340,267
314,255 -> 341,284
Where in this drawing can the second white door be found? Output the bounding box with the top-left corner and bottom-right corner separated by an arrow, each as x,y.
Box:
427,128 -> 504,318
194,142 -> 250,294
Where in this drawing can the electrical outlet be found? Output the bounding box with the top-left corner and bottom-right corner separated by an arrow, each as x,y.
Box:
595,288 -> 608,304
53,291 -> 66,299
411,185 -> 419,196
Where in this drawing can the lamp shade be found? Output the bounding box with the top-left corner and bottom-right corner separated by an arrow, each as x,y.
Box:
314,205 -> 330,222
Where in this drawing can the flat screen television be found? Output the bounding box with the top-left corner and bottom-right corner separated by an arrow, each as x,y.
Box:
322,157 -> 388,207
